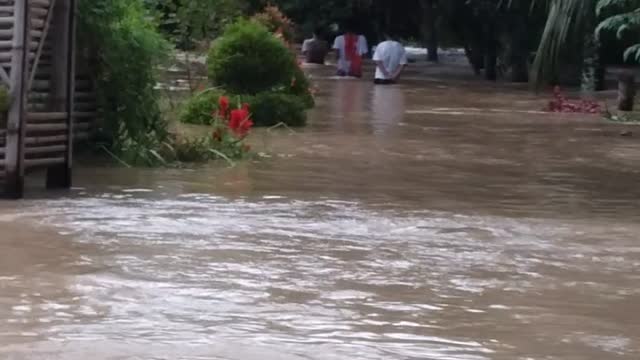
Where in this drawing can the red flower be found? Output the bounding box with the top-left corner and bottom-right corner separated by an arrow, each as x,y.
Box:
218,96 -> 230,119
228,108 -> 254,138
242,103 -> 250,112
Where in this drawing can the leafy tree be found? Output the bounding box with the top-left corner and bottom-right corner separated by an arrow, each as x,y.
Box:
147,0 -> 248,46
596,0 -> 640,62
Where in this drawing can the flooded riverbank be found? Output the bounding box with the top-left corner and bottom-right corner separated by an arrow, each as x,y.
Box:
1,64 -> 639,359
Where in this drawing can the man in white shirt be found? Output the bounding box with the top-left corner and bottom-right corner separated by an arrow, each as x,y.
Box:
332,22 -> 368,78
373,35 -> 408,85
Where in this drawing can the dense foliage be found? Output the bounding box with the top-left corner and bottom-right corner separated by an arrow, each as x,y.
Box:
79,0 -> 253,166
146,0 -> 247,46
179,89 -> 226,125
78,0 -> 169,153
180,90 -> 308,127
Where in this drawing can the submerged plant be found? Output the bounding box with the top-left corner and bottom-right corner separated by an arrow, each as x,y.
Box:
112,95 -> 253,167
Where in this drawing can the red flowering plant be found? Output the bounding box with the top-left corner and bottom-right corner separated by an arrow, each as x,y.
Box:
206,96 -> 254,159
547,86 -> 603,114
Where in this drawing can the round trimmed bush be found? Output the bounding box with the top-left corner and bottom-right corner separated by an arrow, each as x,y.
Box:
208,20 -> 296,94
248,92 -> 307,127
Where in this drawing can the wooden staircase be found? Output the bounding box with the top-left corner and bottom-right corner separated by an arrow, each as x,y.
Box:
0,0 -> 96,197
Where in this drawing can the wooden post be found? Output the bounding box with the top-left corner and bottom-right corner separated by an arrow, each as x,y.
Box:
5,0 -> 30,198
618,73 -> 636,112
46,0 -> 75,189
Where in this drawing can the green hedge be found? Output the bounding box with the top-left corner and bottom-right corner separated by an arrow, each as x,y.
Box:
248,92 -> 307,127
179,89 -> 225,125
180,90 -> 307,127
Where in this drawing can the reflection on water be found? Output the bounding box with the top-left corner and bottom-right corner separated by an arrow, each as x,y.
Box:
1,64 -> 640,359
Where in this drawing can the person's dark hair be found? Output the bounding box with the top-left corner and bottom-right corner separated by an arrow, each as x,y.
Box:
313,26 -> 323,38
342,18 -> 358,34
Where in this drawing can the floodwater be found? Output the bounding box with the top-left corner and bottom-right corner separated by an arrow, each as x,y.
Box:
1,63 -> 640,360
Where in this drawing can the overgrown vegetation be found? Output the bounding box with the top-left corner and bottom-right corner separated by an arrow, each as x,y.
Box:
78,0 -> 168,146
148,0 -> 248,48
180,89 -> 308,127
78,0 -> 252,167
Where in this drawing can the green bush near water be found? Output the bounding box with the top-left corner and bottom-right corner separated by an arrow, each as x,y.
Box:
78,0 -> 170,164
180,90 -> 307,127
179,19 -> 315,128
208,20 -> 296,94
248,92 -> 307,127
179,89 -> 225,125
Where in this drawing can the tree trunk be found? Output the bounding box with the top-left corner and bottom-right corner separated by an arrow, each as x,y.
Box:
422,0 -> 439,62
464,45 -> 481,75
464,29 -> 485,75
581,35 -> 606,92
485,50 -> 497,81
581,6 -> 605,92
509,17 -> 529,82
618,74 -> 636,111
484,24 -> 497,81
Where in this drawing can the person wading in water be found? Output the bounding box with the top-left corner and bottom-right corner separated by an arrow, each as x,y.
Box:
302,27 -> 329,65
332,21 -> 368,78
373,33 -> 408,85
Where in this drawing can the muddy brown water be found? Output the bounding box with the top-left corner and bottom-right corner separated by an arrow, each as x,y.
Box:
1,63 -> 640,359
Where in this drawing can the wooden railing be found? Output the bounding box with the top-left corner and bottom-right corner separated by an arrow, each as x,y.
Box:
0,0 -> 96,197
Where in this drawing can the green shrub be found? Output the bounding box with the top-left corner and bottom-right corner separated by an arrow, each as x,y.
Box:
78,0 -> 169,151
207,20 -> 296,94
290,66 -> 315,109
180,90 -> 308,127
179,88 -> 225,125
248,92 -> 307,127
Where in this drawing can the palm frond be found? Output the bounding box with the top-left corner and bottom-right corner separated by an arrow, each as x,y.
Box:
531,0 -> 594,87
596,8 -> 640,38
623,43 -> 640,62
596,0 -> 640,17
